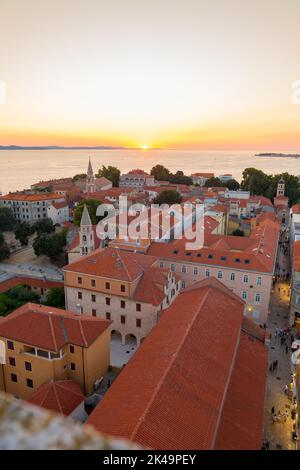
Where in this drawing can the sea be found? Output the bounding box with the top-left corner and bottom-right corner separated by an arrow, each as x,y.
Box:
0,149 -> 300,194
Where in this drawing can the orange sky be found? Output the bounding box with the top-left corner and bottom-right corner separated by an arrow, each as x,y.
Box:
0,0 -> 299,150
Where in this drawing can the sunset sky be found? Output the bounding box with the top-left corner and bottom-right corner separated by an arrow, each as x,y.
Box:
0,0 -> 299,149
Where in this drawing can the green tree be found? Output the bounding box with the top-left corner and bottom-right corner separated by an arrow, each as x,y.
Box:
232,229 -> 245,237
45,287 -> 65,308
96,165 -> 120,187
72,173 -> 87,182
15,222 -> 32,246
32,218 -> 54,235
150,165 -> 171,181
33,229 -> 68,261
225,179 -> 240,190
204,177 -> 223,187
0,207 -> 15,231
240,168 -> 272,196
154,190 -> 182,205
168,171 -> 193,185
267,173 -> 300,206
74,199 -> 102,226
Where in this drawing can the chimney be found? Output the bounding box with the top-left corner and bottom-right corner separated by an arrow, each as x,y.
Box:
116,257 -> 122,269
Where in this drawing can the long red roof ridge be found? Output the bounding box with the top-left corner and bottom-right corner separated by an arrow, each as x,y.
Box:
129,288 -> 210,442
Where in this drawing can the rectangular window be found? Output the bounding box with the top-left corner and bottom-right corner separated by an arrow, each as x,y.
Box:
91,294 -> 96,302
121,300 -> 126,309
194,267 -> 198,275
136,303 -> 141,312
160,261 -> 164,268
136,319 -> 141,328
26,378 -> 33,388
24,361 -> 32,371
78,292 -> 82,300
205,269 -> 210,278
91,279 -> 96,287
171,264 -> 175,272
121,284 -> 126,292
182,265 -> 187,273
70,345 -> 75,354
182,280 -> 186,289
7,340 -> 14,350
105,282 -> 110,290
243,275 -> 249,284
37,349 -> 49,359
255,293 -> 261,304
70,362 -> 76,371
217,271 -> 223,279
242,291 -> 248,300
9,357 -> 16,366
230,273 -> 235,281
105,297 -> 110,306
78,277 -> 82,284
257,277 -> 262,286
11,373 -> 18,383
106,312 -> 111,320
92,309 -> 97,317
121,315 -> 126,324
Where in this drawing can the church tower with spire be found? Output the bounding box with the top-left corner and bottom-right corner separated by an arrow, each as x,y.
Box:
79,205 -> 95,256
86,157 -> 96,193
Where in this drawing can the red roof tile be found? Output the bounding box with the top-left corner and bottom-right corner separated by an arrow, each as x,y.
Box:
0,277 -> 63,294
27,380 -> 84,416
0,303 -> 110,351
64,247 -> 157,281
214,332 -> 267,449
87,278 -> 266,450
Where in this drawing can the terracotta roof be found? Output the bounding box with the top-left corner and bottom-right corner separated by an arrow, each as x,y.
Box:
27,380 -> 84,416
133,267 -> 175,305
64,247 -> 157,281
214,331 -> 267,449
51,201 -> 68,210
0,277 -> 63,294
255,212 -> 277,224
0,192 -> 65,202
31,178 -> 73,188
0,303 -> 110,351
147,218 -> 279,273
208,204 -> 229,213
87,278 -> 267,450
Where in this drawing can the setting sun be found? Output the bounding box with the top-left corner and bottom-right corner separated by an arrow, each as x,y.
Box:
140,145 -> 150,150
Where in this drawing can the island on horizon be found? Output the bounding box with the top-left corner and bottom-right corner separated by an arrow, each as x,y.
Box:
256,152 -> 300,158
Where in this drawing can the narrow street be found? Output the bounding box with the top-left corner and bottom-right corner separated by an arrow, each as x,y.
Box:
263,227 -> 296,450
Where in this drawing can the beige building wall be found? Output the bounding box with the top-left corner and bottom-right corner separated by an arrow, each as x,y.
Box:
157,259 -> 273,325
0,331 -> 110,399
65,274 -> 180,345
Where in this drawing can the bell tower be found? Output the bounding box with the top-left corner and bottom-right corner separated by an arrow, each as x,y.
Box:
277,177 -> 285,197
86,157 -> 96,193
79,205 -> 95,256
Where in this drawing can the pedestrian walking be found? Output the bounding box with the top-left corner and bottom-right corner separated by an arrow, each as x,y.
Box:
271,406 -> 275,414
